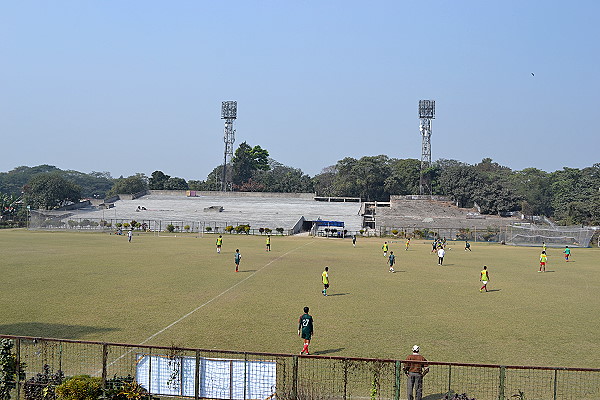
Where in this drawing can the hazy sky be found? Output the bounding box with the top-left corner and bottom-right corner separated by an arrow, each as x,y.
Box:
1,1 -> 598,181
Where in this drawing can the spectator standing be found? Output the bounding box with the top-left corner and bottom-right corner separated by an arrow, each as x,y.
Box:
403,345 -> 429,400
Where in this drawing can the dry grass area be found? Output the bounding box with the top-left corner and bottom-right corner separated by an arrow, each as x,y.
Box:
1,229 -> 599,368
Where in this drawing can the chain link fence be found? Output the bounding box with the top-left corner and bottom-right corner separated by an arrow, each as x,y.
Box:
2,335 -> 599,400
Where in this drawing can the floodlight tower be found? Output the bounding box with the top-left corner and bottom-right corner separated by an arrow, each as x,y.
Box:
418,100 -> 435,195
220,101 -> 237,191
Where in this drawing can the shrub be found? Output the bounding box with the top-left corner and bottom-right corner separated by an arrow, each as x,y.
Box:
115,223 -> 122,228
123,223 -> 130,229
0,339 -> 26,400
166,224 -> 175,233
104,375 -> 152,400
67,220 -> 78,228
391,229 -> 399,236
130,220 -> 138,229
233,224 -> 250,234
264,228 -> 272,234
24,364 -> 64,400
225,226 -> 234,234
55,375 -> 102,400
259,227 -> 265,234
359,229 -> 365,235
184,225 -> 190,232
276,227 -> 284,234
205,227 -> 212,233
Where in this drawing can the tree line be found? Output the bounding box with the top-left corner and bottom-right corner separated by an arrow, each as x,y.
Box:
1,146 -> 599,225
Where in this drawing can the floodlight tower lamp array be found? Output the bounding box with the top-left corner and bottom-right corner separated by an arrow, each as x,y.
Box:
221,101 -> 237,192
418,100 -> 435,196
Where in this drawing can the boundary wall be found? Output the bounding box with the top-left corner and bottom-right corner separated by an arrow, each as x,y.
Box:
1,335 -> 598,400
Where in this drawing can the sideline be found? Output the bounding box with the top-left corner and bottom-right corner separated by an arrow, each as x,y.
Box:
105,240 -> 314,368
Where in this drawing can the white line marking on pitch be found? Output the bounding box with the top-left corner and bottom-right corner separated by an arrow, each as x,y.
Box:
105,240 -> 314,369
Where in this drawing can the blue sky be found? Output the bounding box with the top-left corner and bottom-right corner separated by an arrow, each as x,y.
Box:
1,1 -> 598,181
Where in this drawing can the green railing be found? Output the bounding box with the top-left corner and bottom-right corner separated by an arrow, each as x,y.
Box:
2,335 -> 598,400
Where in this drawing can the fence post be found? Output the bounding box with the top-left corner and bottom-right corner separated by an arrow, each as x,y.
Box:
101,343 -> 108,389
343,360 -> 348,400
243,353 -> 248,400
553,369 -> 558,400
15,338 -> 20,400
498,366 -> 506,400
394,360 -> 401,400
194,350 -> 200,400
291,356 -> 299,399
447,364 -> 452,394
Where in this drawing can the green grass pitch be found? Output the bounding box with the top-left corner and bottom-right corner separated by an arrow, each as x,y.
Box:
1,229 -> 599,368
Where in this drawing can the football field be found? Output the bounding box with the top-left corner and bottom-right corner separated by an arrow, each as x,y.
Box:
1,229 -> 599,368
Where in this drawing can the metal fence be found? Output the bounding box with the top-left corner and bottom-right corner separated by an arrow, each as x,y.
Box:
26,217 -> 293,236
2,335 -> 599,400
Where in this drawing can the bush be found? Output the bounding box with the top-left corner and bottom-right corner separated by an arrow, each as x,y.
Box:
104,375 -> 152,400
259,227 -> 265,234
24,364 -> 64,400
276,227 -> 284,234
130,220 -> 138,229
166,224 -> 175,233
264,228 -> 272,234
391,229 -> 399,236
123,223 -> 130,229
55,375 -> 102,400
0,339 -> 26,400
225,226 -> 234,234
115,223 -> 122,228
67,220 -> 78,228
184,225 -> 190,232
205,226 -> 212,232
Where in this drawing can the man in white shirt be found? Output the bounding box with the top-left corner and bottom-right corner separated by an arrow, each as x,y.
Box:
437,247 -> 445,266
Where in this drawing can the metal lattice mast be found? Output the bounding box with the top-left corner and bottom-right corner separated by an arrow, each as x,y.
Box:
220,101 -> 237,191
418,100 -> 435,195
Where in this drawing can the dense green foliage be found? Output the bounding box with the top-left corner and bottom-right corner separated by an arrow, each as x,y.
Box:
55,376 -> 102,400
313,156 -> 600,225
1,148 -> 599,224
149,171 -> 189,190
0,166 -> 112,198
231,142 -> 270,186
106,174 -> 148,196
23,173 -> 82,210
0,339 -> 26,400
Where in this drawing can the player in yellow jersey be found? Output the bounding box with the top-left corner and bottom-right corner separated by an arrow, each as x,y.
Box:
405,238 -> 411,251
539,251 -> 547,272
216,235 -> 223,253
382,242 -> 389,257
321,267 -> 329,296
266,235 -> 271,251
480,266 -> 490,292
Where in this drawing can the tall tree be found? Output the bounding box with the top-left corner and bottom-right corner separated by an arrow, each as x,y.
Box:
23,173 -> 82,210
252,160 -> 313,193
438,165 -> 484,208
107,174 -> 148,196
385,158 -> 421,195
333,155 -> 391,201
149,171 -> 170,190
164,177 -> 189,190
231,142 -> 270,186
